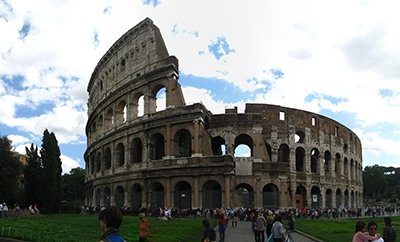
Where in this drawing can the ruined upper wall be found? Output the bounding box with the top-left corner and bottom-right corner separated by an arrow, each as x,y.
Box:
244,103 -> 362,156
87,18 -> 177,111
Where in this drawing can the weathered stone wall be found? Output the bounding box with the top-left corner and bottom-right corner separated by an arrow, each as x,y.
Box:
85,18 -> 363,210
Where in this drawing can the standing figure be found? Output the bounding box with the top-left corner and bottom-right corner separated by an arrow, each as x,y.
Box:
98,206 -> 126,242
217,214 -> 226,242
382,216 -> 397,242
255,212 -> 266,242
139,213 -> 150,242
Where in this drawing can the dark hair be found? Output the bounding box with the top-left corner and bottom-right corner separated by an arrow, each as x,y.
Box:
98,206 -> 123,229
202,219 -> 210,228
367,221 -> 377,230
355,221 -> 365,233
384,216 -> 392,226
274,215 -> 282,222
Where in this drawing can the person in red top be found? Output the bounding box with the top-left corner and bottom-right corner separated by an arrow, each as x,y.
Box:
352,221 -> 382,242
139,213 -> 149,242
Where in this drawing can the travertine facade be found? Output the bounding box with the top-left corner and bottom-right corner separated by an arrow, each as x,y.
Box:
84,18 -> 363,210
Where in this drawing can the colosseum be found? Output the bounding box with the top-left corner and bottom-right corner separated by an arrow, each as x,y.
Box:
84,18 -> 363,211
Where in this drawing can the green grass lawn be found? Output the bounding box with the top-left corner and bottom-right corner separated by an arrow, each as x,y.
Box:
295,216 -> 400,242
0,214 -> 213,242
1,214 -> 399,242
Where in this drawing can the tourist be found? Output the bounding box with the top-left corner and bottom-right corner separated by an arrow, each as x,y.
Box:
266,210 -> 274,238
201,218 -> 216,242
255,212 -> 266,242
231,211 -> 238,228
352,221 -> 381,242
217,214 -> 226,242
139,212 -> 149,242
98,206 -> 126,242
367,221 -> 383,242
271,214 -> 284,242
382,216 -> 397,242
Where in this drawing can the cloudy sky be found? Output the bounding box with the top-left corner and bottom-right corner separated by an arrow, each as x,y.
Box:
1,0 -> 400,173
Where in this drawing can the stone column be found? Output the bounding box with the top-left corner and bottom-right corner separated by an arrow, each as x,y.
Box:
193,120 -> 200,156
224,175 -> 231,208
165,124 -> 172,157
193,177 -> 199,209
166,179 -> 171,208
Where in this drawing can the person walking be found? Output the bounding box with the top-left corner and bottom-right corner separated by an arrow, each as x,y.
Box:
217,214 -> 226,242
98,206 -> 126,242
382,216 -> 397,242
271,215 -> 284,242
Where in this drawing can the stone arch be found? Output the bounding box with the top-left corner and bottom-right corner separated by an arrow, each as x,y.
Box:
174,129 -> 192,158
344,158 -> 349,178
295,147 -> 305,172
105,108 -> 114,130
203,180 -> 222,208
324,150 -> 332,173
295,130 -> 305,143
235,183 -> 254,208
325,189 -> 333,208
152,84 -> 167,112
351,190 -> 355,208
131,183 -> 142,211
150,133 -> 165,160
131,138 -> 143,163
115,186 -> 125,208
310,148 -> 320,173
278,143 -> 290,162
104,148 -> 111,170
104,187 -> 111,207
336,188 -> 342,209
133,92 -> 145,118
115,100 -> 127,124
90,154 -> 95,174
335,153 -> 341,173
150,182 -> 165,208
295,185 -> 307,209
174,181 -> 192,209
97,115 -> 103,134
95,188 -> 101,207
311,186 -> 321,208
344,189 -> 349,207
95,152 -> 102,172
262,183 -> 279,209
350,159 -> 354,181
116,143 -> 125,166
211,136 -> 226,155
234,134 -> 254,157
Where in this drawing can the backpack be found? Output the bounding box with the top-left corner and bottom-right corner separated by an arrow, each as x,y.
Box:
208,227 -> 216,241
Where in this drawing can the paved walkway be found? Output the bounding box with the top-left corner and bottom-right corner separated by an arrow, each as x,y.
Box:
221,220 -> 318,242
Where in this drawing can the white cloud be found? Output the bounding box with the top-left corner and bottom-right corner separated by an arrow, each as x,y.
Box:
60,154 -> 81,174
1,0 -> 400,168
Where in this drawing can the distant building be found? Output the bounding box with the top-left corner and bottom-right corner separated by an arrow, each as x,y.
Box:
84,18 -> 363,210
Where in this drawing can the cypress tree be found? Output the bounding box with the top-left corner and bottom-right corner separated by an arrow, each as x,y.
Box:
24,143 -> 43,207
40,129 -> 62,213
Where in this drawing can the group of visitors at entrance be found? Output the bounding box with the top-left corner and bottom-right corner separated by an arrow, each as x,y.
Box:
352,217 -> 397,242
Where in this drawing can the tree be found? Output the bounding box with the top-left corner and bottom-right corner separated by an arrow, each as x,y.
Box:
40,129 -> 62,213
0,136 -> 22,204
61,167 -> 85,212
24,143 -> 43,207
363,165 -> 387,199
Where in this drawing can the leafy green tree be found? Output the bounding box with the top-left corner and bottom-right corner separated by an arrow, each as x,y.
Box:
363,165 -> 387,199
24,143 -> 43,207
0,136 -> 22,204
61,167 -> 85,212
40,129 -> 62,213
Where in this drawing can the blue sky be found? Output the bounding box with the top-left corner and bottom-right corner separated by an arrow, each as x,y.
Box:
1,0 -> 400,173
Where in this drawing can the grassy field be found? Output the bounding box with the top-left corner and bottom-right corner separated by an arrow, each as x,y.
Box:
1,214 -> 399,242
0,214 -> 211,242
295,215 -> 400,242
